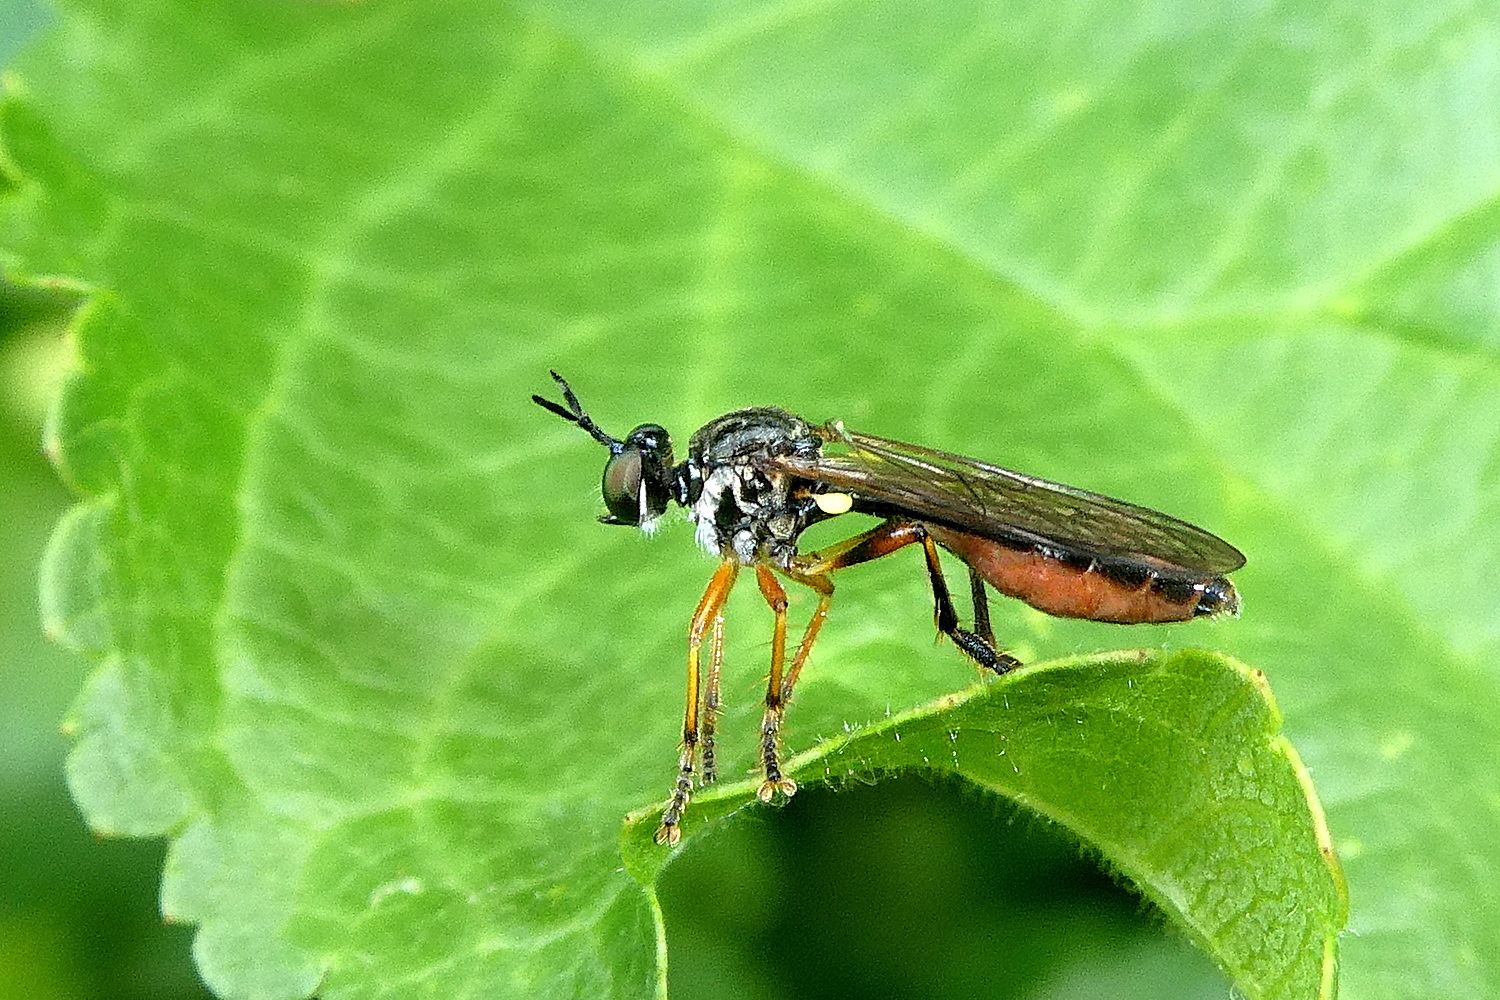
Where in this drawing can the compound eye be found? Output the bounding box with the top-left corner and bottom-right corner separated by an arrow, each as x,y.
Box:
601,447 -> 644,525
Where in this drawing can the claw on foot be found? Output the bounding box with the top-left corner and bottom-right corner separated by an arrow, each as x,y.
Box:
756,777 -> 798,803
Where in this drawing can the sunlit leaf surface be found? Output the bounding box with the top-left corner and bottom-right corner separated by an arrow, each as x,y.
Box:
4,1 -> 1495,998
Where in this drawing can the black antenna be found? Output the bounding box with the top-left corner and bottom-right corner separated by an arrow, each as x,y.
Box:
532,371 -> 624,454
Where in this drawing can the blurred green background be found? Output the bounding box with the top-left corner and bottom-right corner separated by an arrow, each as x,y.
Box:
0,305 -> 211,999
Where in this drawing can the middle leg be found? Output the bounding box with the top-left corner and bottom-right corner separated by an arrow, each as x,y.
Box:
754,564 -> 834,803
738,519 -> 1019,817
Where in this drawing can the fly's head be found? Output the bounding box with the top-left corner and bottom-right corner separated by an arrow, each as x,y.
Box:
533,371 -> 677,532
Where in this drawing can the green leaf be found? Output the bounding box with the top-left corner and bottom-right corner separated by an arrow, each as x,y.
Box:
3,0 -> 1494,998
624,649 -> 1344,1000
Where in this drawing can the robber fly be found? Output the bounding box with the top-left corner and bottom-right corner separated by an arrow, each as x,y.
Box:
533,372 -> 1244,845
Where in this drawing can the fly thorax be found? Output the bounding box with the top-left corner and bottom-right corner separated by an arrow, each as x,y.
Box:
689,462 -> 802,563
729,464 -> 781,513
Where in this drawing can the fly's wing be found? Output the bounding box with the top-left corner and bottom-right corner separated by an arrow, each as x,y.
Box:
772,424 -> 1245,575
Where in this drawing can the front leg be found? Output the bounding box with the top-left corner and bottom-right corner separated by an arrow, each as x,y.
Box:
700,614 -> 725,784
656,559 -> 739,846
753,566 -> 797,802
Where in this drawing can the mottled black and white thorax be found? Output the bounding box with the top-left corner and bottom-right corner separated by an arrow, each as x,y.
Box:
681,407 -> 825,567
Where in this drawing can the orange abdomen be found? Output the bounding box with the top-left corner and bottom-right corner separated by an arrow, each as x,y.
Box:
923,523 -> 1234,624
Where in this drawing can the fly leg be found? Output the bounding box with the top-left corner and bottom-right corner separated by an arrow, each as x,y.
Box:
700,615 -> 725,785
656,559 -> 739,846
801,520 -> 1018,673
719,521 -> 1017,833
922,533 -> 1020,674
740,519 -> 931,801
970,566 -> 995,648
753,565 -> 834,803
